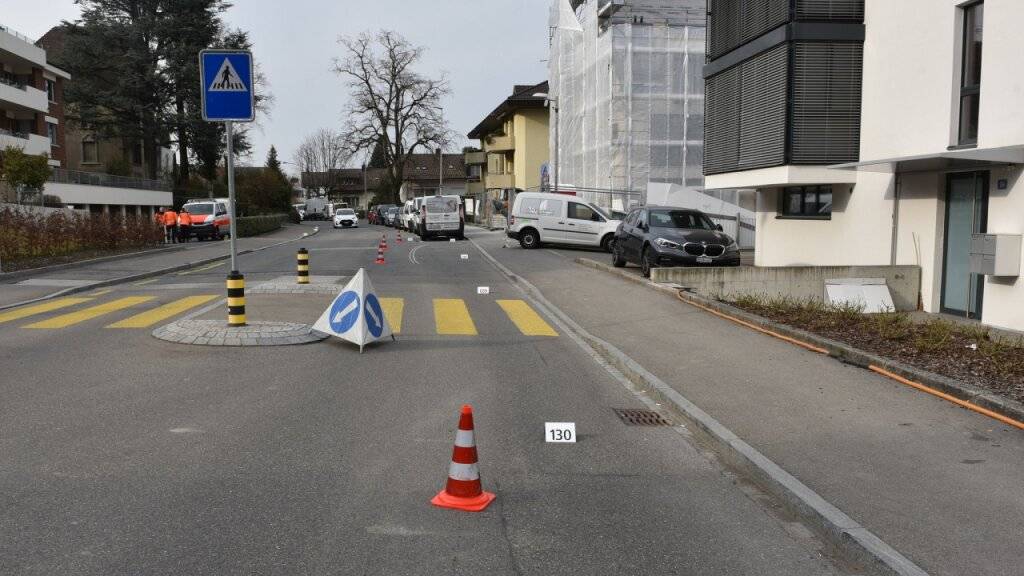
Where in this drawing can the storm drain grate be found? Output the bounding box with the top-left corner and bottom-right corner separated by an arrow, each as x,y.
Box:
612,408 -> 672,427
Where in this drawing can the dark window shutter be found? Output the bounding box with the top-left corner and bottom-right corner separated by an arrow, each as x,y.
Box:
795,0 -> 865,21
790,42 -> 863,165
704,44 -> 788,175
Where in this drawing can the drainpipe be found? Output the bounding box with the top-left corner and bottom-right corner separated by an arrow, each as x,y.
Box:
890,173 -> 901,266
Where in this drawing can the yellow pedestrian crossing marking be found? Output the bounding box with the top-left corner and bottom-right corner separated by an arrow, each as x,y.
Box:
7,293 -> 559,338
433,298 -> 478,335
0,297 -> 94,325
380,297 -> 404,334
177,261 -> 226,275
89,288 -> 113,296
24,296 -> 155,329
106,295 -> 219,328
496,300 -> 558,337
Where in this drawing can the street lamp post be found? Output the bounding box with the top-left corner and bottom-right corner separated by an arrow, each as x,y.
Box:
533,92 -> 559,193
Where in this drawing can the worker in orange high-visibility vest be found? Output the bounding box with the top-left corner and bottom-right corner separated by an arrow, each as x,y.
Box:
177,209 -> 193,243
162,208 -> 178,243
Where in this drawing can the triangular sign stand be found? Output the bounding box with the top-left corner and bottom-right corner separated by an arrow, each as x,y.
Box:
312,268 -> 394,353
209,58 -> 247,92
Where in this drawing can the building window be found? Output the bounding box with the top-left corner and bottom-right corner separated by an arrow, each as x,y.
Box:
487,153 -> 506,175
780,186 -> 832,218
47,122 -> 58,146
82,138 -> 99,164
45,79 -> 56,102
958,1 -> 983,146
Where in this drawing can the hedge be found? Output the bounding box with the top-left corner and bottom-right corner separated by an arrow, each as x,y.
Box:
235,213 -> 288,238
0,206 -> 163,266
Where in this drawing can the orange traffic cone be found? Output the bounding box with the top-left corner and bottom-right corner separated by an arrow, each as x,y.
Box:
381,233 -> 389,252
397,230 -> 403,243
432,405 -> 495,512
375,243 -> 386,264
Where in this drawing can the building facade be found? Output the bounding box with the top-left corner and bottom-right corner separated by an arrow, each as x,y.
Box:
466,81 -> 550,196
302,153 -> 467,210
0,23 -> 69,171
549,0 -> 706,208
704,0 -> 1024,332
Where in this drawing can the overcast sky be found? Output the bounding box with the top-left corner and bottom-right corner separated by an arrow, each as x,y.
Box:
5,0 -> 550,175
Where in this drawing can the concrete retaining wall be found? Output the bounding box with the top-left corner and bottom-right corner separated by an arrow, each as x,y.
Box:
651,265 -> 922,311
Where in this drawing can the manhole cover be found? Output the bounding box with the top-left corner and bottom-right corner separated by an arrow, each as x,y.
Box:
612,408 -> 671,426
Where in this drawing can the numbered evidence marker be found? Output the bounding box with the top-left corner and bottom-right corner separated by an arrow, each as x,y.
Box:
477,286 -> 490,295
312,267 -> 393,353
545,422 -> 577,443
460,254 -> 469,260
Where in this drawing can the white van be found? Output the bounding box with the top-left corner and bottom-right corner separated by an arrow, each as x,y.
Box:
418,195 -> 464,240
507,192 -> 621,251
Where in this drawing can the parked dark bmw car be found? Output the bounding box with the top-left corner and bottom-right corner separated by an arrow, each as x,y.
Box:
612,206 -> 740,277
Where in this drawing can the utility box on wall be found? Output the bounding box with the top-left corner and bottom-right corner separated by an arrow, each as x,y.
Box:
970,234 -> 1022,277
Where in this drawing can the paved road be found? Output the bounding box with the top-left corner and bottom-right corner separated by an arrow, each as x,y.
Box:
477,229 -> 1024,576
0,222 -> 844,575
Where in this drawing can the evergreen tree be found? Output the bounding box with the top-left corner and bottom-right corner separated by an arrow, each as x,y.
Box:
367,140 -> 388,169
266,145 -> 283,175
58,1 -> 265,185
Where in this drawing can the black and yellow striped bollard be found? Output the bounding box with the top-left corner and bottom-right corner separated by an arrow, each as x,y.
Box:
297,247 -> 310,284
227,270 -> 246,327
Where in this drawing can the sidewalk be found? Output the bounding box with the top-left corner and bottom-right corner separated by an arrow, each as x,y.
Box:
0,224 -> 312,308
470,231 -> 1024,576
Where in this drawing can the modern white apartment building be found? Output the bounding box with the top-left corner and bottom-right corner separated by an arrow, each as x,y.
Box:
0,23 -> 69,166
1,23 -> 172,215
704,0 -> 1024,332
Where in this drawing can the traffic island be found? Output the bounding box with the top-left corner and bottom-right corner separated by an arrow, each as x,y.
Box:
152,319 -> 327,346
247,275 -> 349,295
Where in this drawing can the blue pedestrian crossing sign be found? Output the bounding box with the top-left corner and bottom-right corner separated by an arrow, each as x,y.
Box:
200,49 -> 254,122
313,268 -> 394,352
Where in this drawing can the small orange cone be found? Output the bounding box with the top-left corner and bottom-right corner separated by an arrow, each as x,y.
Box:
375,243 -> 386,264
397,230 -> 403,243
432,405 -> 496,512
381,233 -> 389,252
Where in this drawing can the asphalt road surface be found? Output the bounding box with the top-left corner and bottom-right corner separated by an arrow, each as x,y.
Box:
1,221 -> 847,575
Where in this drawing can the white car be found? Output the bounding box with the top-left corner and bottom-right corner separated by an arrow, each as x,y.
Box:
407,197 -> 425,232
400,200 -> 417,231
507,191 -> 621,252
418,195 -> 464,240
333,208 -> 359,228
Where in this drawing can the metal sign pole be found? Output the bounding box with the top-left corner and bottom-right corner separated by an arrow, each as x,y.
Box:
226,120 -> 238,272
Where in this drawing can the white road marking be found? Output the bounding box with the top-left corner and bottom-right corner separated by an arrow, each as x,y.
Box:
409,244 -> 425,265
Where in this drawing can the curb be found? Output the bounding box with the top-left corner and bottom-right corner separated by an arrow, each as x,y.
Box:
473,242 -> 927,576
0,227 -> 319,313
0,245 -> 187,281
574,256 -> 1024,428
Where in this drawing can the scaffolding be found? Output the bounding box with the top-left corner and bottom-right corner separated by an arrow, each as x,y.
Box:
549,0 -> 707,211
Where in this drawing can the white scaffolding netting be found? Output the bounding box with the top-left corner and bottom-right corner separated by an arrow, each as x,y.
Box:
549,0 -> 706,210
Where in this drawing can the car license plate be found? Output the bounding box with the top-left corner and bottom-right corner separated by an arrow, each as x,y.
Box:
696,256 -> 713,264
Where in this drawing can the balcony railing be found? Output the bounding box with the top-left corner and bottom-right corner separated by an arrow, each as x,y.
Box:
48,167 -> 172,192
0,24 -> 35,45
0,127 -> 30,140
0,75 -> 28,91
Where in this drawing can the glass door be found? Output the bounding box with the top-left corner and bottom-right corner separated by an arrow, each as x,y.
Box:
941,172 -> 988,318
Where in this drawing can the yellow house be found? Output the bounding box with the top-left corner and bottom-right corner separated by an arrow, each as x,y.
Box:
466,81 -> 550,196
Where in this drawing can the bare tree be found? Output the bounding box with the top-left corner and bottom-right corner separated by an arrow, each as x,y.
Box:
333,30 -> 451,204
294,128 -> 349,193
